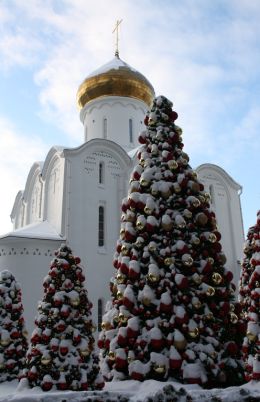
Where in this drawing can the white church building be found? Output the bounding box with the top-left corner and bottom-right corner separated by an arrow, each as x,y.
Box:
0,55 -> 245,334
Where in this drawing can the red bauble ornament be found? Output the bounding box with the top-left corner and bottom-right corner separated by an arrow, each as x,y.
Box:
170,358 -> 182,370
60,346 -> 69,356
42,381 -> 53,391
131,371 -> 144,381
75,257 -> 81,264
115,356 -> 127,370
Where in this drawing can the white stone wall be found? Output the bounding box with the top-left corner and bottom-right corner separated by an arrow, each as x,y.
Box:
0,238 -> 63,335
80,97 -> 148,152
63,140 -> 132,331
196,164 -> 244,290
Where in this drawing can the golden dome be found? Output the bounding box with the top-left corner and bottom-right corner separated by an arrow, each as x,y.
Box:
77,56 -> 155,109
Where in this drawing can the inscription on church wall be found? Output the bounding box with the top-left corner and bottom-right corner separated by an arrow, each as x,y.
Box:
83,155 -> 96,174
0,247 -> 54,257
83,151 -> 121,179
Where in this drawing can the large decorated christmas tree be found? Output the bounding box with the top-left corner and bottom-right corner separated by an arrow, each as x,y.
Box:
0,270 -> 28,382
239,210 -> 260,381
98,95 -> 245,387
25,244 -> 104,391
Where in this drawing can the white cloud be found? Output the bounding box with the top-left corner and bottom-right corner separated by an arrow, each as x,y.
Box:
0,117 -> 49,234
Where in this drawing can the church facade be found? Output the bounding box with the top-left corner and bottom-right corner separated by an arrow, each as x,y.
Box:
0,56 -> 245,334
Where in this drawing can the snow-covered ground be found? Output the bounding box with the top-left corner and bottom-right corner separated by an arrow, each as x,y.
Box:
0,379 -> 259,402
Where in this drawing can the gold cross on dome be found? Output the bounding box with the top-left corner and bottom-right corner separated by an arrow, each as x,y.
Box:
112,19 -> 123,58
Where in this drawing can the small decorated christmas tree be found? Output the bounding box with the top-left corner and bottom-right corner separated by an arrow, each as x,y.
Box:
98,95 -> 245,387
0,270 -> 28,382
239,210 -> 260,381
25,244 -> 104,391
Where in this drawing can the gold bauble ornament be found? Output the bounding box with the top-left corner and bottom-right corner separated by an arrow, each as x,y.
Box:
168,160 -> 178,170
142,297 -> 151,306
128,356 -> 134,363
183,256 -> 193,267
162,221 -> 173,231
205,312 -> 214,320
204,192 -> 211,202
193,300 -> 202,309
230,313 -> 238,324
206,287 -> 215,296
192,198 -> 201,208
174,338 -> 187,351
164,257 -> 173,266
135,239 -> 144,249
144,206 -> 153,215
117,290 -> 124,300
208,233 -> 217,243
0,338 -> 10,346
81,348 -> 90,357
255,281 -> 260,288
116,273 -> 126,284
247,331 -> 257,342
109,351 -> 116,360
229,304 -> 235,312
148,243 -> 157,252
119,313 -> 128,324
196,213 -> 208,226
101,321 -> 111,331
199,195 -> 205,204
208,257 -> 214,265
189,328 -> 199,338
212,272 -> 222,285
192,274 -> 202,285
211,351 -> 218,359
136,220 -> 145,231
41,356 -> 51,365
140,178 -> 149,187
192,236 -> 200,245
121,245 -> 129,255
153,364 -> 166,374
120,229 -> 125,239
174,184 -> 181,193
175,126 -> 183,136
71,298 -> 80,307
147,273 -> 160,283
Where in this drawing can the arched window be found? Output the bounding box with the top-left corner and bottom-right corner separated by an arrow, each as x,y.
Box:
103,118 -> 107,139
129,118 -> 133,143
98,298 -> 103,331
99,162 -> 104,184
98,205 -> 105,247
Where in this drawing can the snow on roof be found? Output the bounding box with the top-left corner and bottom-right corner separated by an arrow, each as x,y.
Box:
128,146 -> 140,159
86,57 -> 137,79
0,221 -> 65,241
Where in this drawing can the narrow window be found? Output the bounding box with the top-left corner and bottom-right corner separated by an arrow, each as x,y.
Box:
103,118 -> 107,139
98,206 -> 105,247
84,125 -> 88,142
209,184 -> 214,205
129,118 -> 133,143
98,298 -> 103,331
99,162 -> 104,184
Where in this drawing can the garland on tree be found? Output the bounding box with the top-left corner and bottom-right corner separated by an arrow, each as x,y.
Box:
25,244 -> 104,391
98,95 -> 245,388
239,210 -> 260,381
0,270 -> 28,382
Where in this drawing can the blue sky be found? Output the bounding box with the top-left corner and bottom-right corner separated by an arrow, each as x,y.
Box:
0,0 -> 259,235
